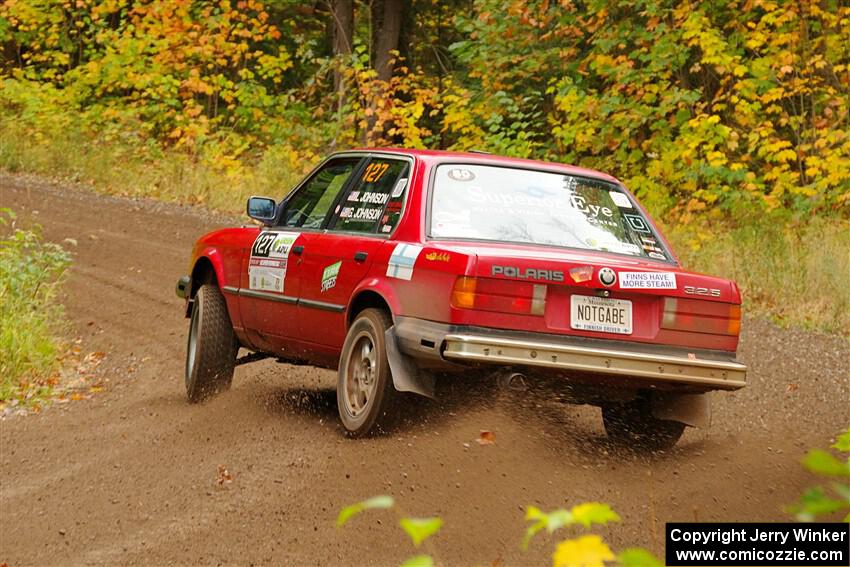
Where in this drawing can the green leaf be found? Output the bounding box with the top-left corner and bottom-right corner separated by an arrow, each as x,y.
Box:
832,482 -> 850,501
803,450 -> 850,477
789,487 -> 846,522
399,517 -> 443,547
545,510 -> 575,532
336,495 -> 394,527
832,428 -> 850,452
522,503 -> 620,550
522,506 -> 551,550
399,555 -> 434,567
525,505 -> 546,521
570,502 -> 621,528
619,548 -> 665,567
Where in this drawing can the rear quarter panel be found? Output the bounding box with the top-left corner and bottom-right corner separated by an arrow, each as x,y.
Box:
365,242 -> 474,323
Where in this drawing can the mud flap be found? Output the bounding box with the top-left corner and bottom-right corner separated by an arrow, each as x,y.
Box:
385,327 -> 435,399
651,392 -> 711,428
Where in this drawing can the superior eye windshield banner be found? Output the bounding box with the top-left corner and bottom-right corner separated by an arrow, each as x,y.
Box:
666,523 -> 849,566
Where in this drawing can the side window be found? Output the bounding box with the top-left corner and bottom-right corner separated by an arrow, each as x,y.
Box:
330,158 -> 410,234
280,157 -> 361,229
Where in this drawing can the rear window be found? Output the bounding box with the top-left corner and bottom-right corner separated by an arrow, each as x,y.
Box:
429,164 -> 671,261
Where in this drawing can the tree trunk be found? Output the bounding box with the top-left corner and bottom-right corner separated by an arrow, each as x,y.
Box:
373,0 -> 403,83
330,0 -> 353,95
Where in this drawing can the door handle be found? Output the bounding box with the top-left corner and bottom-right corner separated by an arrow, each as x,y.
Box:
353,251 -> 368,263
291,245 -> 304,255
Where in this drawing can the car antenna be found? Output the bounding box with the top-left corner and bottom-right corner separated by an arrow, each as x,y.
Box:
467,149 -> 492,154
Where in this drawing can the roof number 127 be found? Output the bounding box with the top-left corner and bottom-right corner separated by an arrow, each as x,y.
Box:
363,162 -> 389,183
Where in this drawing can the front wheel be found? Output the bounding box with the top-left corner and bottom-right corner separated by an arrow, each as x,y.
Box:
185,284 -> 237,403
337,308 -> 400,437
602,396 -> 686,451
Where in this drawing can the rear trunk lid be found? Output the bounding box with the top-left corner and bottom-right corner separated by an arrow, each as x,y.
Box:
440,241 -> 741,352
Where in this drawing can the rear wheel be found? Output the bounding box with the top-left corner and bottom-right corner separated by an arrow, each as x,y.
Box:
185,284 -> 237,403
602,396 -> 685,451
337,308 -> 400,437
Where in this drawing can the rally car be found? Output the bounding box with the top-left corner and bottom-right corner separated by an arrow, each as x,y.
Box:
176,149 -> 747,448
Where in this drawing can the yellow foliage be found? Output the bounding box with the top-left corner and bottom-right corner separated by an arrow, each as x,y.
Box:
552,535 -> 615,567
0,0 -> 848,217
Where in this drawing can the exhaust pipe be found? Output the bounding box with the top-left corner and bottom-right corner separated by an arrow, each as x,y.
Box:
496,371 -> 528,392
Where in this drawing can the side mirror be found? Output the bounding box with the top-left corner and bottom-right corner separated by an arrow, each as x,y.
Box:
246,196 -> 276,224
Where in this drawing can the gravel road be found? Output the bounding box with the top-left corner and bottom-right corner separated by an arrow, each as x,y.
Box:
1,174 -> 848,566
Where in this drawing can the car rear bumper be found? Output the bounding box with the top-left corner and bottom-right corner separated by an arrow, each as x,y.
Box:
393,316 -> 747,390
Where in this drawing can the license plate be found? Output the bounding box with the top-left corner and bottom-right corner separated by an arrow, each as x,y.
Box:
570,295 -> 632,335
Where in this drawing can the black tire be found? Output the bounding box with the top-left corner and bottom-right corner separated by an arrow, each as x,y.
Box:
185,284 -> 237,403
336,308 -> 400,437
602,396 -> 686,451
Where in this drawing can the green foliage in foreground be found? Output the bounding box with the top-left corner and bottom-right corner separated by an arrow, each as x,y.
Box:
337,496 -> 659,567
0,209 -> 71,403
523,502 -> 620,550
336,495 -> 395,527
789,428 -> 850,523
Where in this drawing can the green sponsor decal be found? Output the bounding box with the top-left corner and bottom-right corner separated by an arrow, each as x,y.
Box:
321,261 -> 342,292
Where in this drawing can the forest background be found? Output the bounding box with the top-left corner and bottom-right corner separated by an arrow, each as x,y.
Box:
1,0 -> 848,332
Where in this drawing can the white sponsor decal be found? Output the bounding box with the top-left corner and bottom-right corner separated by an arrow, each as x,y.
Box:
624,213 -> 652,234
248,231 -> 300,292
359,192 -> 390,205
447,168 -> 475,182
391,178 -> 408,198
613,242 -> 641,255
465,184 -> 618,228
618,271 -> 677,289
609,191 -> 632,208
349,207 -> 382,221
386,243 -> 423,281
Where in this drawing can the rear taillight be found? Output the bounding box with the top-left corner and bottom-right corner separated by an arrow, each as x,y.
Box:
726,304 -> 742,336
451,277 -> 477,309
662,298 -> 741,336
451,277 -> 547,315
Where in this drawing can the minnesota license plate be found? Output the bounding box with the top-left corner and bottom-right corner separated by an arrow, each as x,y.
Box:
570,295 -> 633,335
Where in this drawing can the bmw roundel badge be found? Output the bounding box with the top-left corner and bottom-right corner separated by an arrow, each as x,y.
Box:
598,267 -> 616,287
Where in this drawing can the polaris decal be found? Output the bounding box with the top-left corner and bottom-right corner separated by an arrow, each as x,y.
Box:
491,265 -> 565,282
